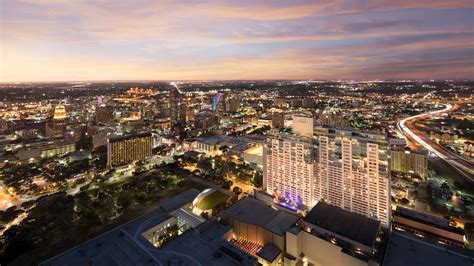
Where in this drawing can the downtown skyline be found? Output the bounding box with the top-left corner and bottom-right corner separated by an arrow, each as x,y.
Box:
1,0 -> 473,82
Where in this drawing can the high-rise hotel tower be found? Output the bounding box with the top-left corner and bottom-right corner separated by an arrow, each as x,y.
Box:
107,132 -> 152,168
264,116 -> 391,226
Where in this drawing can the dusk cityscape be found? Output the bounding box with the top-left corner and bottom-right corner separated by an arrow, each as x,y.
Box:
0,1 -> 473,266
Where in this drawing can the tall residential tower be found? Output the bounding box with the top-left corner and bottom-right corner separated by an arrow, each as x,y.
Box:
264,116 -> 391,226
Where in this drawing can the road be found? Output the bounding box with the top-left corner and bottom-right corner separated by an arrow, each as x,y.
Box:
398,103 -> 474,182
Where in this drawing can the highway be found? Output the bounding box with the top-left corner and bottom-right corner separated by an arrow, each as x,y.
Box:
398,103 -> 474,182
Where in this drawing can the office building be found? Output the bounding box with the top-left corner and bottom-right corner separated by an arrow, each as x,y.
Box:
225,98 -> 240,113
264,116 -> 391,227
107,132 -> 152,168
271,112 -> 285,128
185,107 -> 194,123
194,112 -> 220,131
94,106 -> 114,124
317,107 -> 348,127
302,98 -> 314,108
290,99 -> 302,108
45,120 -> 66,137
292,115 -> 313,137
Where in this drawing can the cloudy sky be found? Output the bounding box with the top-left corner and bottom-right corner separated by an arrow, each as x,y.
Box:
1,0 -> 473,81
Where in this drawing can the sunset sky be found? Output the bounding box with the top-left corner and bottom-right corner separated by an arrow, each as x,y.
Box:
1,0 -> 473,82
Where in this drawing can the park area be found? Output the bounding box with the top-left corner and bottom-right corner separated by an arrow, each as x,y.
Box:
196,191 -> 229,211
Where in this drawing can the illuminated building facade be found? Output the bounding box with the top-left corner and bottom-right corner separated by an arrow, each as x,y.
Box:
264,119 -> 391,227
212,92 -> 222,112
107,132 -> 152,168
53,103 -> 67,120
264,131 -> 314,206
47,103 -> 68,137
391,150 -> 428,178
313,127 -> 391,227
18,138 -> 76,163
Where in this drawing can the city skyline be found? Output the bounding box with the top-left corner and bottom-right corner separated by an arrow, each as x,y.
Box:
0,1 -> 473,265
1,0 -> 473,82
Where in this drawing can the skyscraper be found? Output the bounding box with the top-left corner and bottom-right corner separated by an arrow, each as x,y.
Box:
264,116 -> 391,226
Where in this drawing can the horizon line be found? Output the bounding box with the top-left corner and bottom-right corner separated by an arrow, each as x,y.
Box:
1,78 -> 473,84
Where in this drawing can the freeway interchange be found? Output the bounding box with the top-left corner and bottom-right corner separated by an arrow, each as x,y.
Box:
398,103 -> 474,182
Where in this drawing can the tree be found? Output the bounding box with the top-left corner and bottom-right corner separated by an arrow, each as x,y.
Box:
441,182 -> 450,191
222,180 -> 233,189
233,186 -> 242,195
76,136 -> 93,150
253,171 -> 263,187
201,212 -> 209,219
197,158 -> 213,172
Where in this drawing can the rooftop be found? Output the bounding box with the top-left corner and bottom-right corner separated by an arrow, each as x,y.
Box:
159,189 -> 201,213
41,209 -> 171,266
394,207 -> 464,235
256,244 -> 281,263
160,220 -> 257,265
243,145 -> 263,156
384,231 -> 474,266
303,202 -> 380,247
108,132 -> 151,143
223,197 -> 299,236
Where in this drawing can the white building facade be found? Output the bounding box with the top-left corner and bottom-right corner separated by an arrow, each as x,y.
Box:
264,122 -> 391,227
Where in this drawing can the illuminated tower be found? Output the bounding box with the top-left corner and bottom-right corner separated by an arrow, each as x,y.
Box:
53,103 -> 67,120
212,92 -> 222,112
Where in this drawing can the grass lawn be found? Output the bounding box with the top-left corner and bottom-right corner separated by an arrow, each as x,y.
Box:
197,191 -> 229,210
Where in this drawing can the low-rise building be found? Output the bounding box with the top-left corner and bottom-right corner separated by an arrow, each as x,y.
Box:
383,231 -> 473,266
285,202 -> 383,266
17,137 -> 76,163
393,206 -> 466,247
221,197 -> 300,265
242,144 -> 263,167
